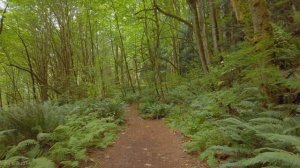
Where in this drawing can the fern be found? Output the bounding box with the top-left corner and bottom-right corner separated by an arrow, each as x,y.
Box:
60,160 -> 79,168
36,133 -> 53,144
50,146 -> 72,162
258,133 -> 300,148
0,156 -> 29,168
284,125 -> 300,134
5,139 -> 41,159
0,100 -> 123,167
249,117 -> 282,124
29,157 -> 55,168
0,102 -> 68,139
222,151 -> 300,168
139,102 -> 172,119
201,145 -> 253,161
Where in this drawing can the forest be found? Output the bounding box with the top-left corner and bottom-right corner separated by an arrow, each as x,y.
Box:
0,0 -> 300,167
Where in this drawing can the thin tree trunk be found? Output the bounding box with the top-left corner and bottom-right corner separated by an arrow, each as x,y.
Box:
112,1 -> 135,93
209,0 -> 220,53
142,0 -> 161,97
153,0 -> 165,99
16,31 -> 38,100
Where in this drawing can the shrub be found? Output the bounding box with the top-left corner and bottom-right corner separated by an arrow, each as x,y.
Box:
0,102 -> 70,139
29,157 -> 55,168
123,93 -> 141,104
139,102 -> 172,119
0,99 -> 124,167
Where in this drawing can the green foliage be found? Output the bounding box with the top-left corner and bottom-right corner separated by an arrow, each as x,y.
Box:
6,139 -> 41,159
222,151 -> 300,168
165,26 -> 300,168
199,113 -> 300,167
48,106 -> 119,166
0,0 -> 299,167
122,93 -> 141,104
0,156 -> 29,168
74,99 -> 125,121
29,157 -> 55,168
0,102 -> 68,139
139,102 -> 172,119
293,11 -> 300,24
0,99 -> 124,167
165,84 -> 196,104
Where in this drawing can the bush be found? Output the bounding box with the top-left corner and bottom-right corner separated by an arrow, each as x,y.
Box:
122,93 -> 141,104
0,102 -> 68,139
139,102 -> 172,119
0,99 -> 124,167
77,99 -> 125,121
165,27 -> 300,167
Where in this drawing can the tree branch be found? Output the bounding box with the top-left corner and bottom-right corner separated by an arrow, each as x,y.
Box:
7,63 -> 62,94
134,8 -> 155,15
154,4 -> 193,28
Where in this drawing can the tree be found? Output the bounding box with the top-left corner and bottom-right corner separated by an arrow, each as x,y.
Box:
187,0 -> 209,72
248,0 -> 272,41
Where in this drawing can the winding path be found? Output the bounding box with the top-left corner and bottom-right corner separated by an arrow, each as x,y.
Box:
82,104 -> 207,168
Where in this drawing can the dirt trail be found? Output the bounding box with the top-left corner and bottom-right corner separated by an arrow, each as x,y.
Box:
83,104 -> 207,168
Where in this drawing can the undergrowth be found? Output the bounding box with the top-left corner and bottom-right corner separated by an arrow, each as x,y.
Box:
138,25 -> 300,167
138,102 -> 172,119
0,99 -> 125,168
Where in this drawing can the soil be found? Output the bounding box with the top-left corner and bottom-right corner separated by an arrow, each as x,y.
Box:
81,104 -> 208,168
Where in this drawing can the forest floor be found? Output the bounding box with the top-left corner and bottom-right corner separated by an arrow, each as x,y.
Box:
81,104 -> 208,168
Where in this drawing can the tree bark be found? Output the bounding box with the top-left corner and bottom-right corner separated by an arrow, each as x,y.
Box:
209,0 -> 220,53
15,31 -> 38,100
248,0 -> 272,41
187,0 -> 209,73
198,0 -> 211,65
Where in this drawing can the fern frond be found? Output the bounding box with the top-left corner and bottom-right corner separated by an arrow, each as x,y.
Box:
218,118 -> 253,130
221,151 -> 300,168
283,125 -> 300,134
60,160 -> 79,168
5,139 -> 41,159
249,117 -> 282,124
252,123 -> 284,133
254,147 -> 290,153
0,156 -> 29,168
37,133 -> 53,143
201,145 -> 253,160
29,157 -> 55,168
258,133 -> 300,147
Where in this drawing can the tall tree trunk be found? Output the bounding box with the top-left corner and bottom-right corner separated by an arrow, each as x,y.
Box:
16,32 -> 37,100
142,0 -> 161,97
198,0 -> 211,65
153,0 -> 165,99
112,1 -> 135,93
209,0 -> 220,53
188,0 -> 209,73
0,89 -> 3,108
248,0 -> 272,41
87,4 -> 96,83
230,0 -> 253,40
